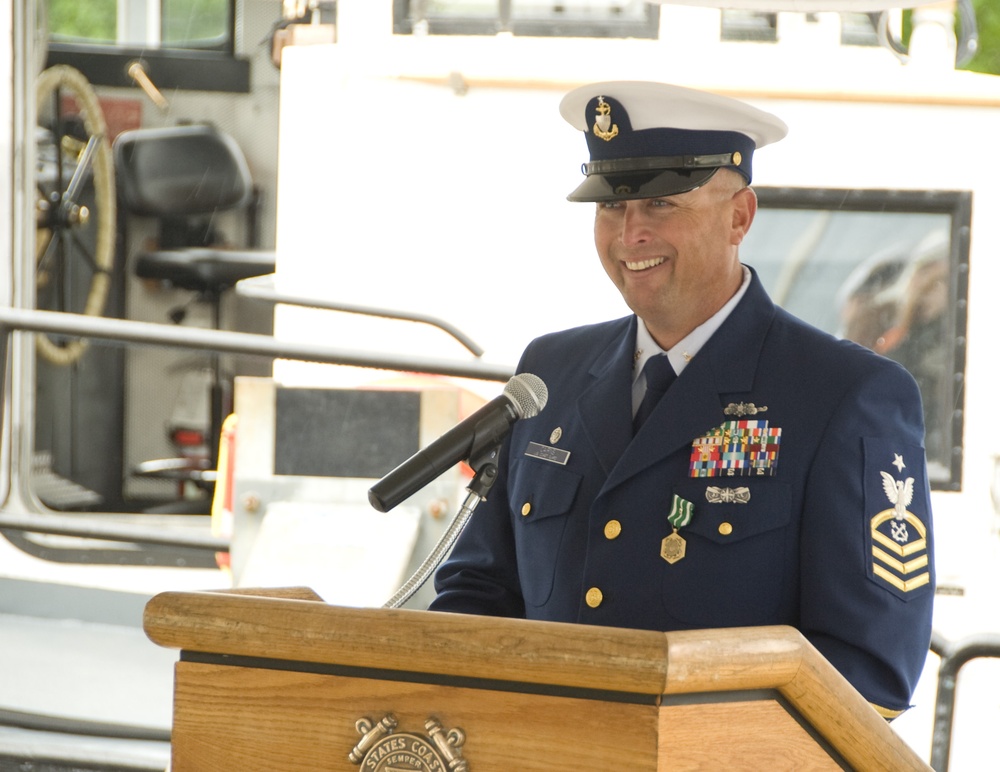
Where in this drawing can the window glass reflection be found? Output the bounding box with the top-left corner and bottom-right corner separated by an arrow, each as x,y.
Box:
47,0 -> 230,50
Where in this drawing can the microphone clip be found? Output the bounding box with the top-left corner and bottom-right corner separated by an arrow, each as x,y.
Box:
465,439 -> 503,501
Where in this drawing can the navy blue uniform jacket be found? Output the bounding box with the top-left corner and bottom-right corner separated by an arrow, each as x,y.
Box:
431,268 -> 934,714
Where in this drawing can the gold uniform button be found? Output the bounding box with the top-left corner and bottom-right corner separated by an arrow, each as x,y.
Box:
585,587 -> 604,608
604,520 -> 622,539
521,503 -> 531,516
719,522 -> 733,535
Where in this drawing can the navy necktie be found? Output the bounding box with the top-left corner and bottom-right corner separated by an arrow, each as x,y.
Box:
633,355 -> 676,433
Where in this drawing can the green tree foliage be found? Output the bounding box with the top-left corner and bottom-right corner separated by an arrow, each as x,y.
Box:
47,0 -> 115,43
902,1 -> 1000,75
162,0 -> 229,47
964,0 -> 1000,75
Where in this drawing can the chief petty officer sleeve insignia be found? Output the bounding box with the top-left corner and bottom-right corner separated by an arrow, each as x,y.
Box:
865,440 -> 931,599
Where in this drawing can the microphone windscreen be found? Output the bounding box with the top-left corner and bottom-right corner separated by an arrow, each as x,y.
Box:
504,373 -> 548,419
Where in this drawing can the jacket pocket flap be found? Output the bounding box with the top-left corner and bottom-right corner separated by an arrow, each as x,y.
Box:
510,461 -> 582,522
673,480 -> 791,544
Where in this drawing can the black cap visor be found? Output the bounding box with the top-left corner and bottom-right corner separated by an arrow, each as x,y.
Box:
567,166 -> 720,203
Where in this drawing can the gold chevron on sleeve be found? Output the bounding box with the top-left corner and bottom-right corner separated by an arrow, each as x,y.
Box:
872,564 -> 931,592
870,510 -> 929,593
871,546 -> 929,575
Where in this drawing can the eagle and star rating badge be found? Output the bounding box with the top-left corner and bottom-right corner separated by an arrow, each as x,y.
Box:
869,450 -> 931,596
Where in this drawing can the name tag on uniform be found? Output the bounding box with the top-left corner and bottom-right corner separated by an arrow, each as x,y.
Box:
525,441 -> 571,465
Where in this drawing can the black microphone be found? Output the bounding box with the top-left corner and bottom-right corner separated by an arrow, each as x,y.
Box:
368,373 -> 548,513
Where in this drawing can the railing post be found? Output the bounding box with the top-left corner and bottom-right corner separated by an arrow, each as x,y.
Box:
0,322 -> 9,441
929,631 -> 1000,771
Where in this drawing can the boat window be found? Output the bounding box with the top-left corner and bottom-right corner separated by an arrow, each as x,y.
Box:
719,11 -> 879,46
720,10 -> 777,43
43,0 -> 249,92
393,0 -> 660,39
47,0 -> 230,50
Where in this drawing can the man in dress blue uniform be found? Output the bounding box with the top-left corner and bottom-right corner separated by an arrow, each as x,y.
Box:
429,81 -> 934,718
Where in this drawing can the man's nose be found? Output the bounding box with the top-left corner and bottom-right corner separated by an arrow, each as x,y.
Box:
620,203 -> 652,246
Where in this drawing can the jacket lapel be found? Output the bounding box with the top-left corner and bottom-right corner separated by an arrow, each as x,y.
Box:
576,317 -> 637,477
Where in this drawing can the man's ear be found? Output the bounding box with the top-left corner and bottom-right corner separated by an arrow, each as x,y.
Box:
730,186 -> 757,245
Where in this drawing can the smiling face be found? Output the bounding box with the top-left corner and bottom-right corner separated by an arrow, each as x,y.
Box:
593,169 -> 757,350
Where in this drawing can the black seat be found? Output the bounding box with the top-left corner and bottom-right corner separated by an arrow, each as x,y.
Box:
113,124 -> 276,503
134,247 -> 276,295
115,124 -> 252,217
114,123 -> 275,314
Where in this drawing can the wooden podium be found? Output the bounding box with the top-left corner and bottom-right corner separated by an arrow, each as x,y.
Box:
143,588 -> 931,771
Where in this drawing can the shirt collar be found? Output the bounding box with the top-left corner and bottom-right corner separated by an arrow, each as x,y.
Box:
633,265 -> 751,383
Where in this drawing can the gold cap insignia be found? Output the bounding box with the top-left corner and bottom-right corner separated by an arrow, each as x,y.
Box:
592,97 -> 619,142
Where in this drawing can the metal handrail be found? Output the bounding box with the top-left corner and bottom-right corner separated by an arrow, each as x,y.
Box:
0,307 -> 511,380
0,307 -> 514,550
0,510 -> 229,551
929,629 -> 1000,771
235,274 -> 487,358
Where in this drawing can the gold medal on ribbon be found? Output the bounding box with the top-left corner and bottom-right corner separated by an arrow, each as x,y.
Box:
661,494 -> 694,564
660,530 -> 686,564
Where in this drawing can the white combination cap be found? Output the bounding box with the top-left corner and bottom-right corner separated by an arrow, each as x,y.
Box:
559,81 -> 788,202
